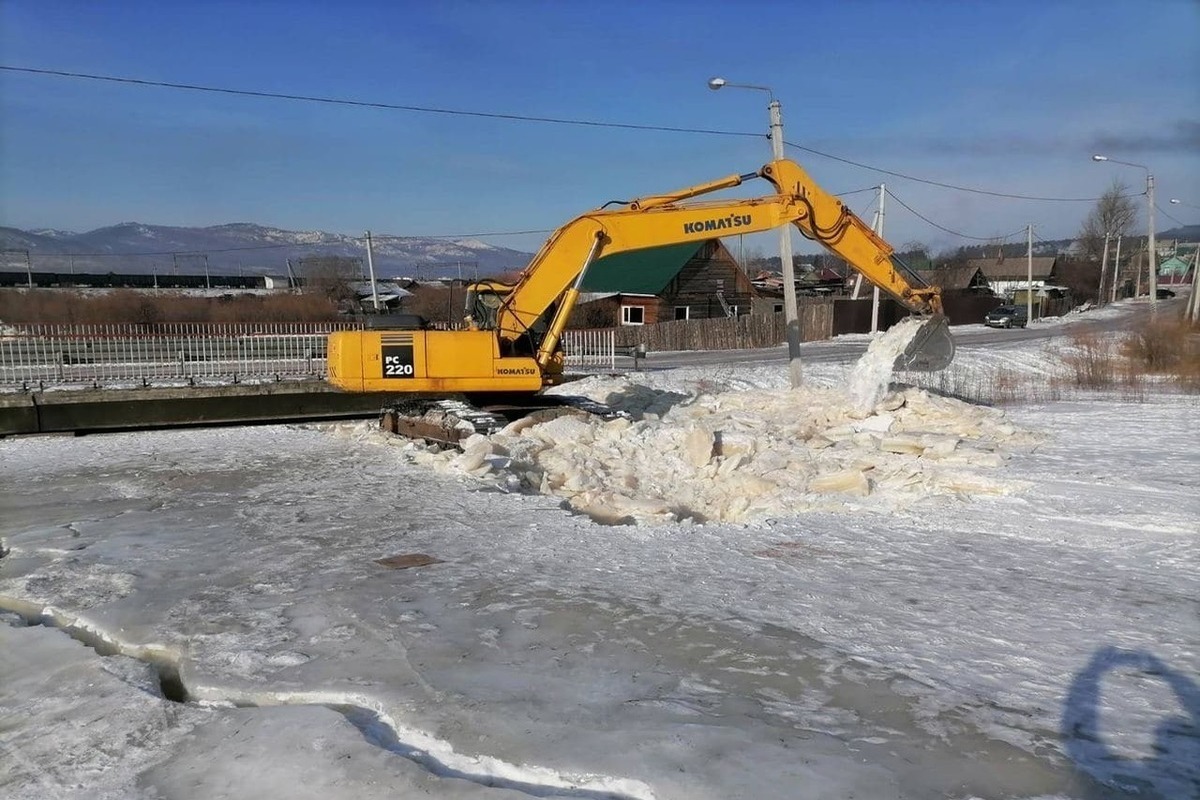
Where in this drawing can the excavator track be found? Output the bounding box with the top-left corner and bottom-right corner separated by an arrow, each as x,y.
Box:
380,395 -> 624,449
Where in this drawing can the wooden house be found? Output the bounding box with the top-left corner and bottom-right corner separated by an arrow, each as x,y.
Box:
967,255 -> 1059,298
576,240 -> 758,326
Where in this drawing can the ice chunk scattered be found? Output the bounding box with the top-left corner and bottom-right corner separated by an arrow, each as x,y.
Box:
383,372 -> 1036,526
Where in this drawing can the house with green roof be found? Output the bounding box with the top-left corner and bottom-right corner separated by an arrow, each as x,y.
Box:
574,239 -> 758,327
1158,250 -> 1196,285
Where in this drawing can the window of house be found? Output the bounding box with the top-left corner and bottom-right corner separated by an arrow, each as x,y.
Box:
674,306 -> 689,321
774,304 -> 784,313
621,305 -> 645,326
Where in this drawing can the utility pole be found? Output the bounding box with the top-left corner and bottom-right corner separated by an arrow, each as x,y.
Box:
23,251 -> 32,288
1110,236 -> 1122,304
203,255 -> 210,290
364,231 -> 380,312
1026,224 -> 1034,323
871,183 -> 884,333
1099,233 -> 1111,306
769,99 -> 803,388
1147,173 -> 1157,310
851,203 -> 879,301
1188,249 -> 1200,322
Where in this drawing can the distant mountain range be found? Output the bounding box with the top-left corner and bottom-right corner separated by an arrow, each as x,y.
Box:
0,222 -> 535,278
1159,224 -> 1200,242
2,221 -> 1196,280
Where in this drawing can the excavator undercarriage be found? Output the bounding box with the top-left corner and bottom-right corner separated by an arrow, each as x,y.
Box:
379,394 -> 625,449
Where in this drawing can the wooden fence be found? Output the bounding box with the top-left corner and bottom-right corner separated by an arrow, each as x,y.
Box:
607,302 -> 833,352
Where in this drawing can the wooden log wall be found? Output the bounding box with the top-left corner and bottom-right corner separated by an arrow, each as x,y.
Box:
610,302 -> 832,352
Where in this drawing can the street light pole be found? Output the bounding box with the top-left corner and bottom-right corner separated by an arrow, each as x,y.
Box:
709,77 -> 802,387
1092,155 -> 1157,309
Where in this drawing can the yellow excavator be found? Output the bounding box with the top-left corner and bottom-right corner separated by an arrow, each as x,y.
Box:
327,157 -> 954,396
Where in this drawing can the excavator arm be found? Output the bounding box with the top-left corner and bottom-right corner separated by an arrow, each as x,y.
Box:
485,158 -> 950,373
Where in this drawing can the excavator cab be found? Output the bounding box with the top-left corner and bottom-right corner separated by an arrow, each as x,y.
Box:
464,279 -> 514,330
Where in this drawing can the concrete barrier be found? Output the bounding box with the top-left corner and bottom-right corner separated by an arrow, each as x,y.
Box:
0,382 -> 414,436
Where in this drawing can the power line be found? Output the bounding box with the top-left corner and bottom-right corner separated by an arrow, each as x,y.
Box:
1156,204 -> 1187,228
4,64 -> 1131,207
0,65 -> 762,139
784,140 -> 1122,203
372,228 -> 554,241
885,188 -> 1027,242
834,186 -> 878,198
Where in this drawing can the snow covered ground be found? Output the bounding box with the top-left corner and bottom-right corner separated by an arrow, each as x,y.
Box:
1,322 -> 1197,800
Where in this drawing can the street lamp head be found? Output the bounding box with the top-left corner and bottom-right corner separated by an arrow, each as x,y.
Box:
1170,199 -> 1181,204
1092,154 -> 1108,162
707,77 -> 726,91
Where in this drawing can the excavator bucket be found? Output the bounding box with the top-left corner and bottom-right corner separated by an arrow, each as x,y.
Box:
892,315 -> 955,372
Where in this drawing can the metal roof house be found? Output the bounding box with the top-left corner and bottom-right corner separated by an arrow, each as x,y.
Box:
966,256 -> 1058,298
577,240 -> 757,326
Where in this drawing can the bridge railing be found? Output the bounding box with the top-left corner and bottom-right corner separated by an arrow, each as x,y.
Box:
1,323 -> 618,389
560,329 -> 616,371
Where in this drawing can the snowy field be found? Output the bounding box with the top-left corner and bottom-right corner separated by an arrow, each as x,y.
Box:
1,318 -> 1197,800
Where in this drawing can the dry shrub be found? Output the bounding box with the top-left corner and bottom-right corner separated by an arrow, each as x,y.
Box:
402,285 -> 457,325
0,289 -> 339,325
1123,316 -> 1200,391
1053,316 -> 1199,393
1123,317 -> 1195,371
1060,331 -> 1118,389
900,363 -> 1057,406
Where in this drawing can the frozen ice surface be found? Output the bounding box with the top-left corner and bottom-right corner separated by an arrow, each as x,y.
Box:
1,333 -> 1198,799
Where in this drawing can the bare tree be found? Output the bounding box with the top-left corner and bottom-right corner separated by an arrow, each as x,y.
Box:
402,285 -> 454,325
297,256 -> 360,306
1077,180 -> 1138,260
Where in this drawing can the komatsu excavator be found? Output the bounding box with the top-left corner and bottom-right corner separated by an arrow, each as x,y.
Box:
327,158 -> 954,403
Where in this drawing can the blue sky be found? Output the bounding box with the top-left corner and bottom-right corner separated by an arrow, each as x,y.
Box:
1,0 -> 1197,257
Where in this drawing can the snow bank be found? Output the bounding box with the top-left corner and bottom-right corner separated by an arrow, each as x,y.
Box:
384,374 -> 1039,526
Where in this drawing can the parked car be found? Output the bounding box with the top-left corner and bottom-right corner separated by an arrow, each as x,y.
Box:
984,305 -> 1028,328
1156,287 -> 1176,299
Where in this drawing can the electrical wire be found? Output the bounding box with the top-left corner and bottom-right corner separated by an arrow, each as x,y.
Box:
371,228 -> 554,241
856,195 -> 878,221
0,65 -> 761,139
1156,204 -> 1187,228
784,140 -> 1128,203
3,65 -> 1134,206
834,186 -> 879,198
885,188 -> 1027,242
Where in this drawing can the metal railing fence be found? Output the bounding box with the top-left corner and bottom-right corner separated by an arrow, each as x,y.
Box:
2,322 -> 617,388
561,329 -> 616,371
